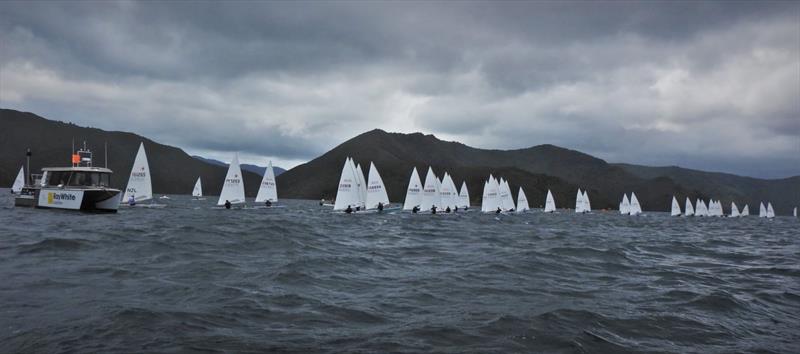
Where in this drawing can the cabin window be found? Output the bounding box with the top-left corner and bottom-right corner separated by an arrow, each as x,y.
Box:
47,171 -> 71,186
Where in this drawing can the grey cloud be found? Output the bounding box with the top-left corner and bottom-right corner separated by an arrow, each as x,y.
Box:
1,0 -> 798,176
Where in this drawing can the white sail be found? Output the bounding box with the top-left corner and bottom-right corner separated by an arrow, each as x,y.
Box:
620,194 -> 630,215
793,207 -> 797,218
216,153 -> 246,205
255,161 -> 279,203
365,162 -> 390,209
670,196 -> 681,216
544,189 -> 556,213
708,199 -> 717,217
766,202 -> 775,218
122,142 -> 153,202
11,166 -> 25,193
630,192 -> 642,215
420,167 -> 440,212
355,163 -> 367,208
583,190 -> 591,213
192,177 -> 203,197
500,179 -> 516,211
439,173 -> 458,210
334,158 -> 360,210
575,189 -> 583,213
741,204 -> 749,216
695,199 -> 707,217
517,187 -> 530,212
403,167 -> 423,210
459,181 -> 470,208
684,197 -> 694,216
481,176 -> 500,213
730,202 -> 740,217
759,202 -> 767,218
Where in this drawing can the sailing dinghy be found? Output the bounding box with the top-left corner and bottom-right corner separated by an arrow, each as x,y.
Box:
730,202 -> 740,217
481,176 -> 500,213
420,167 -> 440,213
544,189 -> 556,213
670,196 -> 681,216
459,181 -> 470,209
216,153 -> 246,207
684,197 -> 694,216
122,143 -> 165,208
575,189 -> 584,213
403,167 -> 423,211
629,192 -> 642,215
11,166 -> 25,193
255,161 -> 279,206
766,202 -> 775,218
365,162 -> 391,210
741,204 -> 749,216
334,157 -> 360,211
517,187 -> 530,212
192,177 -> 204,200
620,194 -> 630,215
759,202 -> 767,218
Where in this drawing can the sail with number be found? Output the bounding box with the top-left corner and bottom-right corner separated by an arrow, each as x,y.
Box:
334,158 -> 359,210
403,167 -> 423,210
122,142 -> 153,203
420,167 -> 440,212
670,196 -> 681,216
544,189 -> 556,213
11,166 -> 25,193
766,202 -> 775,218
517,187 -> 530,212
440,173 -> 458,209
481,176 -> 500,213
192,177 -> 203,197
216,153 -> 246,206
365,162 -> 390,209
255,161 -> 278,203
459,181 -> 470,208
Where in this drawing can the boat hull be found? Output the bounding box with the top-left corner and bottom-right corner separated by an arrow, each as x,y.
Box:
20,187 -> 122,212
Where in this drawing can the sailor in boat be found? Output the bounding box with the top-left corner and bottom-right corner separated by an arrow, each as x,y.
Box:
355,206 -> 361,212
445,206 -> 451,213
224,200 -> 231,209
265,199 -> 272,207
319,198 -> 325,206
496,207 -> 502,214
377,202 -> 384,212
431,205 -> 437,214
412,206 -> 419,214
345,205 -> 353,214
454,206 -> 459,212
128,194 -> 136,206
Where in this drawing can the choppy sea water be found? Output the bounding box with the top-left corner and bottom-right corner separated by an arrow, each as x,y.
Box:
1,191 -> 798,353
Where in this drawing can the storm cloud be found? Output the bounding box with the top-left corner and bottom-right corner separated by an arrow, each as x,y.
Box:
1,1 -> 798,177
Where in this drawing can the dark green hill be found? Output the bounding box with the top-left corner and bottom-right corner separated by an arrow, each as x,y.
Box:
0,109 -> 263,197
278,129 -> 798,214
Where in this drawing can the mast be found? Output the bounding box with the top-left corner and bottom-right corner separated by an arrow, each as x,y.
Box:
25,148 -> 31,185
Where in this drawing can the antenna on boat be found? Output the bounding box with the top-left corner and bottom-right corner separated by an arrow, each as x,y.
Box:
105,140 -> 108,168
26,148 -> 31,185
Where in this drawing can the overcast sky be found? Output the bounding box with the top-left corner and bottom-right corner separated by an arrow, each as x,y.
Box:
1,1 -> 798,178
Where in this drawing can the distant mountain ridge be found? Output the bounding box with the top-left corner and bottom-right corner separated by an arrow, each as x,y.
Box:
276,129 -> 799,214
191,156 -> 285,177
2,109 -> 797,214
